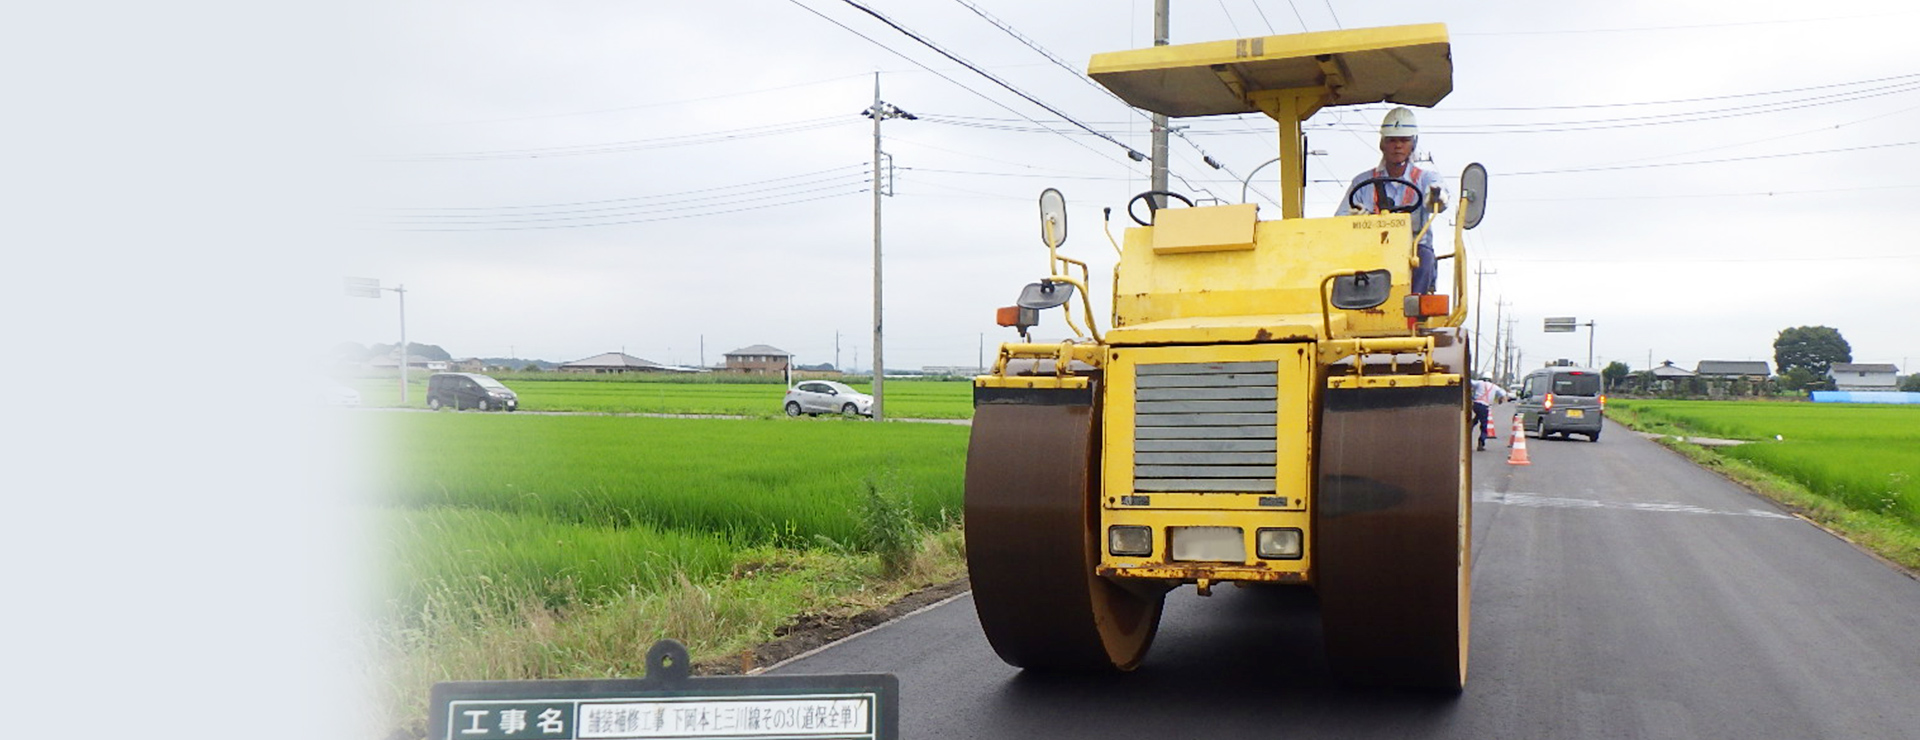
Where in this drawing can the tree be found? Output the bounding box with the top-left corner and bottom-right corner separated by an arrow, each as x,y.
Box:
1778,366 -> 1819,392
1772,326 -> 1851,378
1602,361 -> 1630,390
1900,374 -> 1920,392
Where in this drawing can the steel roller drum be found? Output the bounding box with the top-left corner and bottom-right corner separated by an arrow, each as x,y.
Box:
1315,328 -> 1472,688
965,387 -> 1165,670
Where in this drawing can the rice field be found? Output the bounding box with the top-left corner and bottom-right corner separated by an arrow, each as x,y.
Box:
1608,400 -> 1920,526
347,375 -> 976,418
377,412 -> 970,621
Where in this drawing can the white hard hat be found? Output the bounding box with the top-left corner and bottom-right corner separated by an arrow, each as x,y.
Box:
1380,106 -> 1419,140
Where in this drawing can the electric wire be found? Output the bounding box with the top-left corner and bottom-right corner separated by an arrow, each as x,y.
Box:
380,189 -> 868,232
1505,140 -> 1919,177
384,176 -> 872,221
781,0 -> 1144,168
388,117 -> 856,161
379,164 -> 871,211
831,0 -> 1149,161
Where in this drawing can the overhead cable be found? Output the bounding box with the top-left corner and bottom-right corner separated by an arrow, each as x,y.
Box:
831,0 -> 1149,162
782,0 -> 1143,168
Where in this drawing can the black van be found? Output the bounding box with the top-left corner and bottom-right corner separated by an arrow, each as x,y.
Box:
1515,366 -> 1603,441
426,373 -> 519,411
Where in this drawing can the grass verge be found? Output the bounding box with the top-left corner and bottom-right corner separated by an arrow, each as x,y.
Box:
1607,403 -> 1920,573
369,527 -> 967,740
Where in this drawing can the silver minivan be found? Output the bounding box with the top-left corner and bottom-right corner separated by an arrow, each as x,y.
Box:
1515,366 -> 1604,442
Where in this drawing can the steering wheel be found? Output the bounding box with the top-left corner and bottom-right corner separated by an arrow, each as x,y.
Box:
1345,177 -> 1425,214
1126,190 -> 1196,226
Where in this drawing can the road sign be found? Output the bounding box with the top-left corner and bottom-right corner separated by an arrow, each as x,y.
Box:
1544,317 -> 1577,333
430,641 -> 898,740
344,276 -> 383,298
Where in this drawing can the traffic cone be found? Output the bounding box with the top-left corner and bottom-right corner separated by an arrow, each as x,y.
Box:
1507,414 -> 1531,466
1485,417 -> 1498,440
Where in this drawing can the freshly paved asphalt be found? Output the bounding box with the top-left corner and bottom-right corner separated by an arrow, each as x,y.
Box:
773,405 -> 1920,738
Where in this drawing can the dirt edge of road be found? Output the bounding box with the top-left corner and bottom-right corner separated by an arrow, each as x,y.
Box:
694,577 -> 972,676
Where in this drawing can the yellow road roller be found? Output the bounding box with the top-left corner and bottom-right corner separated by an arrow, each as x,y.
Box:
965,23 -> 1490,689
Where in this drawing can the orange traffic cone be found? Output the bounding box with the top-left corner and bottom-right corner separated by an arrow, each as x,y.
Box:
1485,417 -> 1498,440
1507,414 -> 1531,466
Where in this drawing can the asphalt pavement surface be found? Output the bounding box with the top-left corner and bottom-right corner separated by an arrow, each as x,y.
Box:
773,406 -> 1920,738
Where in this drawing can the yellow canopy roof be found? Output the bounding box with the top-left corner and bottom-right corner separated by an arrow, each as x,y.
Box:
1089,24 -> 1452,118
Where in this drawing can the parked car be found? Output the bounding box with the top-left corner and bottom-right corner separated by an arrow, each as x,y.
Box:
427,372 -> 519,411
1514,366 -> 1604,441
783,380 -> 873,417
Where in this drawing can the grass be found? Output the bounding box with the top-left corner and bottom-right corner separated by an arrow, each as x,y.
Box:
366,412 -> 973,737
345,375 -> 977,418
1607,399 -> 1920,570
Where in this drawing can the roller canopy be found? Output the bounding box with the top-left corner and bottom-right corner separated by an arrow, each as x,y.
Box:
1089,24 -> 1452,118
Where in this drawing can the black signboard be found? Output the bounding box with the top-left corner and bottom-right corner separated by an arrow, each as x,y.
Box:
428,641 -> 898,740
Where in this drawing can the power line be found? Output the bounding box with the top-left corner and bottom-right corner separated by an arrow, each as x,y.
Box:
1457,12 -> 1914,37
378,164 -> 870,211
782,0 -> 1143,168
943,0 -> 1238,184
396,74 -> 873,127
1245,0 -> 1278,34
388,117 -> 857,161
383,176 -> 872,221
831,0 -> 1149,161
379,189 -> 867,232
1505,139 -> 1919,176
1449,72 -> 1920,112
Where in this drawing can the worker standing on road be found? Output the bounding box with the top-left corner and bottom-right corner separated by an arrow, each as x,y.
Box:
1470,377 -> 1506,451
1341,107 -> 1446,293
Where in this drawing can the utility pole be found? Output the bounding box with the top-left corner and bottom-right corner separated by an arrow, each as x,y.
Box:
835,331 -> 841,373
1473,263 -> 1495,377
396,284 -> 408,404
1490,297 -> 1506,385
864,74 -> 915,421
1149,0 -> 1170,207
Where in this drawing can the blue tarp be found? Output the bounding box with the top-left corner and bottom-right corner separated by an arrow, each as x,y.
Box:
1809,391 -> 1920,404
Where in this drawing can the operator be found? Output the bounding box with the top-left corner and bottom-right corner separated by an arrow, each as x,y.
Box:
1470,377 -> 1508,452
1341,106 -> 1446,294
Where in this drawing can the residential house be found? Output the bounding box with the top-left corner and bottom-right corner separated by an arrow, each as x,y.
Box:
1694,360 -> 1770,381
561,352 -> 670,374
725,345 -> 792,374
1828,363 -> 1899,391
1649,360 -> 1695,380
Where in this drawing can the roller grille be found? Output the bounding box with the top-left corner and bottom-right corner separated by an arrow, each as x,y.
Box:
1133,361 -> 1278,492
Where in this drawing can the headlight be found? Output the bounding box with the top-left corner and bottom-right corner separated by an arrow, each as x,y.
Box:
1256,528 -> 1303,559
1108,525 -> 1152,556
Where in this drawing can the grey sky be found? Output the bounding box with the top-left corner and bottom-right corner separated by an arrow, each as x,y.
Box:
338,1 -> 1920,374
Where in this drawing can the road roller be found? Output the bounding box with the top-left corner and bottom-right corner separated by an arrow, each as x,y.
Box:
964,23 -> 1491,688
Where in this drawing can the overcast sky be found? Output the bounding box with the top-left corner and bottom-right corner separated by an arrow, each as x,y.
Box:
337,0 -> 1920,375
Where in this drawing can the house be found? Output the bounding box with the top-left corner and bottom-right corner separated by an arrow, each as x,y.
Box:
1694,360 -> 1770,380
370,354 -> 449,372
452,357 -> 487,373
1649,361 -> 1695,379
561,352 -> 671,374
1829,363 -> 1899,391
724,344 -> 792,374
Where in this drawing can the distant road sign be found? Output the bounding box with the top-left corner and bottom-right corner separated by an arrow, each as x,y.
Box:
344,276 -> 382,298
1544,317 -> 1577,333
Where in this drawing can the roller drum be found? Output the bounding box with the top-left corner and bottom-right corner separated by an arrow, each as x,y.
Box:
965,386 -> 1164,671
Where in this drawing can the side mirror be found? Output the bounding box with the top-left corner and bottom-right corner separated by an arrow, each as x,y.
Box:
1459,163 -> 1488,230
1038,188 -> 1067,248
1016,281 -> 1075,310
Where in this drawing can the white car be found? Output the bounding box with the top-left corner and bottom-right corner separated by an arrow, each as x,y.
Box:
783,381 -> 873,417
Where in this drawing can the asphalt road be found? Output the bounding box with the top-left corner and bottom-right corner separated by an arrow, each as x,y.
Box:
773,406 -> 1920,738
